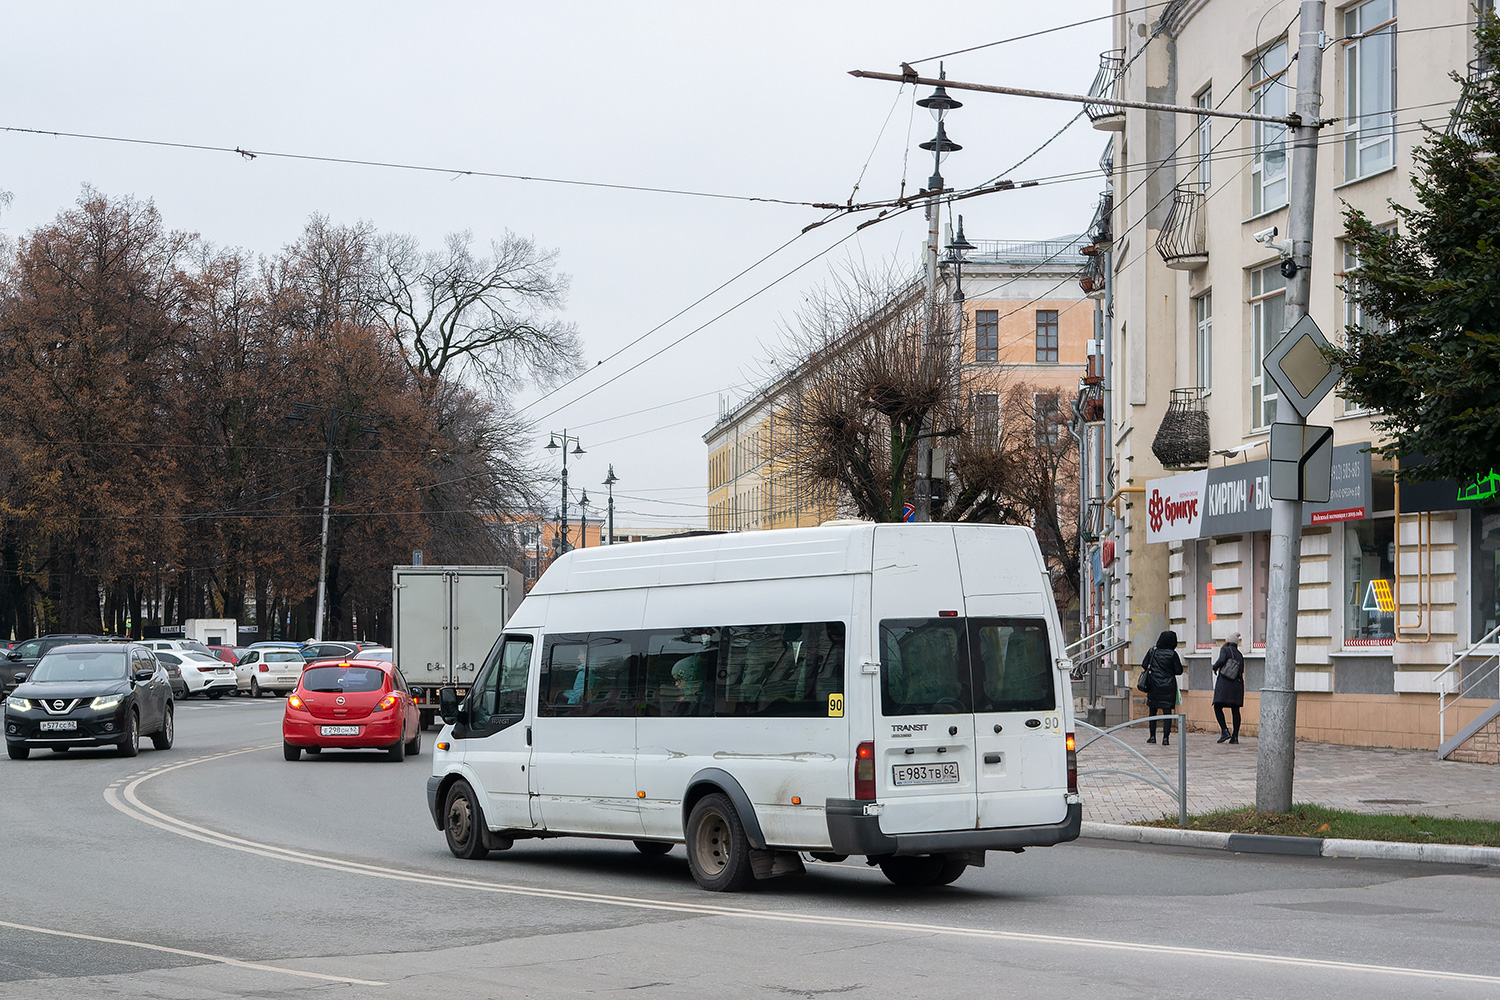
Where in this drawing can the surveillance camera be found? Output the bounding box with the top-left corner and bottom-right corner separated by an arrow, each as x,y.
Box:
1253,226 -> 1279,244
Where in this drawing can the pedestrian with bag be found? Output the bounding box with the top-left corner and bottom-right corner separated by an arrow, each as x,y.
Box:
1211,632 -> 1246,744
1138,630 -> 1184,745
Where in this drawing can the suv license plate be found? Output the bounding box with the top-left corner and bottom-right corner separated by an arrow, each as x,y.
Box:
40,720 -> 77,731
892,761 -> 960,786
320,725 -> 359,736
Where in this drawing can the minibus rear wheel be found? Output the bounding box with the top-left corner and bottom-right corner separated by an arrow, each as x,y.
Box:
685,793 -> 754,891
878,855 -> 967,887
444,780 -> 490,860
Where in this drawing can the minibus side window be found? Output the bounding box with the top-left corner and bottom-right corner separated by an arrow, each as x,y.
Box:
471,635 -> 532,731
538,636 -> 588,716
880,618 -> 971,715
641,628 -> 718,717
969,619 -> 1056,713
578,634 -> 638,718
720,621 -> 844,717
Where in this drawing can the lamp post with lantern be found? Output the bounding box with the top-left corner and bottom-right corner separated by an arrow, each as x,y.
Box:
544,431 -> 585,555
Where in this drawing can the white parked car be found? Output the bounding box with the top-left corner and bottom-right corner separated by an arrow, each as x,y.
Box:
234,648 -> 305,697
155,650 -> 237,699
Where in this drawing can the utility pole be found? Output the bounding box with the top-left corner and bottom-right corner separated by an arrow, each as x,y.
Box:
545,431 -> 584,554
1258,1 -> 1326,813
603,465 -> 618,545
914,68 -> 961,522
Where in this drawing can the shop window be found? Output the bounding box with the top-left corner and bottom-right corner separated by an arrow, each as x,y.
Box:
1252,531 -> 1270,648
1345,518 -> 1396,645
1195,539 -> 1215,649
1473,507 -> 1500,643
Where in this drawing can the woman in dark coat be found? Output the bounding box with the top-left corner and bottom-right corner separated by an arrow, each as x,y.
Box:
1211,632 -> 1246,744
1141,630 -> 1184,745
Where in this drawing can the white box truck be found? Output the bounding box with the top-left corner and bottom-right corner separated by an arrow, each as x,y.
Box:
393,565 -> 521,730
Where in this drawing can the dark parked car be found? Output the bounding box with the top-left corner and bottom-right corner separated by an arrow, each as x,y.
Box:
4,634 -> 108,696
300,641 -> 362,662
5,643 -> 174,759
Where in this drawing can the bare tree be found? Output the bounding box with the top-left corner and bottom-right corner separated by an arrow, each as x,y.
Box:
778,267 -> 959,522
368,229 -> 582,392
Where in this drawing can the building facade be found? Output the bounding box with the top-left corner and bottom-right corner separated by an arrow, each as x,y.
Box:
1091,0 -> 1498,755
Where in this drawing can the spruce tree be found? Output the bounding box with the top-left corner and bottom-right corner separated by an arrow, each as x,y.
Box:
1329,13 -> 1500,482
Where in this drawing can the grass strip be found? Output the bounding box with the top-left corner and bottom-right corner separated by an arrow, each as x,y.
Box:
1141,804 -> 1500,846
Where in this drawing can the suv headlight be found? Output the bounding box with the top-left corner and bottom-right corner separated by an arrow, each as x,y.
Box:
5,696 -> 31,712
90,695 -> 123,711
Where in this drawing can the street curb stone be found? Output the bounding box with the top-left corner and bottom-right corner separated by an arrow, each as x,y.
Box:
1081,821 -> 1500,866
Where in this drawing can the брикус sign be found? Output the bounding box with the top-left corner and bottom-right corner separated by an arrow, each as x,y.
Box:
1146,442 -> 1371,543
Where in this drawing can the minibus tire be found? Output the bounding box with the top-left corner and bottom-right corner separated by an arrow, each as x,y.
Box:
932,858 -> 969,885
686,793 -> 754,892
444,781 -> 490,860
633,840 -> 672,856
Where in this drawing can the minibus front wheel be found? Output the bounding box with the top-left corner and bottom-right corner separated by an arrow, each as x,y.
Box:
685,793 -> 755,892
443,780 -> 490,860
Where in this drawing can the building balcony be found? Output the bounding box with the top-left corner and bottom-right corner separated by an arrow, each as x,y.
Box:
1085,51 -> 1126,131
1151,387 -> 1210,469
1155,185 -> 1208,270
1448,58 -> 1495,141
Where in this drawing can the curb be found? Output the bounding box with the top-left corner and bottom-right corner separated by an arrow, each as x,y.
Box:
1081,821 -> 1500,866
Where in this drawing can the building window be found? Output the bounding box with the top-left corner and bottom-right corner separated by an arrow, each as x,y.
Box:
1345,518 -> 1396,644
1035,310 -> 1059,363
1344,0 -> 1396,180
1250,264 -> 1286,429
972,392 -> 1000,443
1033,392 -> 1062,447
1194,291 -> 1213,393
976,309 -> 999,363
1338,236 -> 1392,413
1251,40 -> 1290,216
1195,88 -> 1213,190
1474,507 -> 1500,643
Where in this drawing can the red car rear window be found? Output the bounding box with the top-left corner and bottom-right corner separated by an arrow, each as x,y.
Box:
300,665 -> 387,694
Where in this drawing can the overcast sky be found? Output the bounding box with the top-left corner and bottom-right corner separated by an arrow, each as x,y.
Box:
0,2 -> 1111,533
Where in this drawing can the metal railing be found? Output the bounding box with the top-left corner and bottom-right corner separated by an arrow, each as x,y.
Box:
1150,387 -> 1211,468
1066,621 -> 1131,714
1448,58 -> 1495,140
1076,716 -> 1188,827
967,237 -> 1089,264
1437,621 -> 1500,749
1085,50 -> 1126,129
1155,184 -> 1208,269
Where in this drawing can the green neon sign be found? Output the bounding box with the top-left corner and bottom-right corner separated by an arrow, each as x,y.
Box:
1457,469 -> 1500,504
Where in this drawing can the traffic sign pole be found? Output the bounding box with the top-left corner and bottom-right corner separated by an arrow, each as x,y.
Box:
1258,1 -> 1326,815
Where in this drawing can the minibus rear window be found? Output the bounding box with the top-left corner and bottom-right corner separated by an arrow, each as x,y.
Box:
969,619 -> 1055,713
880,618 -> 971,715
879,617 -> 1054,715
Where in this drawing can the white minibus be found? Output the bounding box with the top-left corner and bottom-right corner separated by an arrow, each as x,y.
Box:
426,522 -> 1081,891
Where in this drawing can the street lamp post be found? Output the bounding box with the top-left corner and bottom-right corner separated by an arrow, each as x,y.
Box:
286,403 -> 377,642
578,490 -> 590,548
914,65 -> 962,523
544,431 -> 585,554
602,465 -> 618,545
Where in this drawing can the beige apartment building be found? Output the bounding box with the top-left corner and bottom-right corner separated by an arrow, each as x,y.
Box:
705,238 -> 1091,532
1092,0 -> 1499,757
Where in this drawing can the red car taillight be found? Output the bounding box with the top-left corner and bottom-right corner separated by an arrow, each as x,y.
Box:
378,693 -> 399,711
1066,732 -> 1078,794
258,664 -> 269,672
854,741 -> 876,801
287,695 -> 304,709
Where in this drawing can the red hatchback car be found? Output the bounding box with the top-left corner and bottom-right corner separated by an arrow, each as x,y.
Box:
282,659 -> 421,761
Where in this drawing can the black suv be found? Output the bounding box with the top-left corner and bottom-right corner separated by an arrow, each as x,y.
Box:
5,643 -> 174,759
4,634 -> 109,696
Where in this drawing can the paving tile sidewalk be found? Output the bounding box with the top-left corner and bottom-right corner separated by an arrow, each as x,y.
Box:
1077,721 -> 1500,825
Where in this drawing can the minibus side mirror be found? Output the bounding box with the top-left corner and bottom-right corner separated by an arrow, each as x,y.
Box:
438,686 -> 460,725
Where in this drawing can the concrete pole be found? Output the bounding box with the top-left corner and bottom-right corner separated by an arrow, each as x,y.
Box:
1257,1 -> 1325,814
914,183 -> 941,522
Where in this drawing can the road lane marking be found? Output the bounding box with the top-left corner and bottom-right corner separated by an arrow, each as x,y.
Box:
0,918 -> 386,987
104,748 -> 1500,987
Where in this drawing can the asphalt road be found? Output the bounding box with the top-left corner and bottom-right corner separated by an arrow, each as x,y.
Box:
3,698 -> 1499,999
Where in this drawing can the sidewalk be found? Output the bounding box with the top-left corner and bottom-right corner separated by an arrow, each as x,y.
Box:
1077,723 -> 1500,825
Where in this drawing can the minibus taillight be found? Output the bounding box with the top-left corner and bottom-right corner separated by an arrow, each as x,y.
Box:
855,741 -> 876,800
1065,732 -> 1078,794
